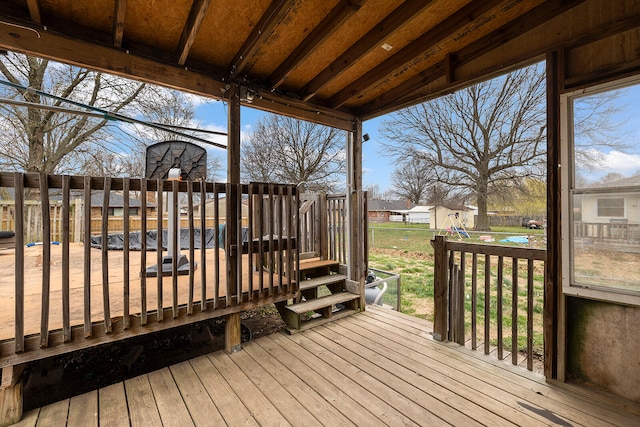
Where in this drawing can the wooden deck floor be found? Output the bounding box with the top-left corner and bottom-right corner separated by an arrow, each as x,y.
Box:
14,306 -> 640,427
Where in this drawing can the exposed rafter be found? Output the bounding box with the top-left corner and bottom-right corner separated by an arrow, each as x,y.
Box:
175,0 -> 212,65
229,0 -> 296,78
327,0 -> 502,109
302,0 -> 434,101
112,0 -> 127,48
25,0 -> 41,24
357,0 -> 589,118
268,0 -> 367,90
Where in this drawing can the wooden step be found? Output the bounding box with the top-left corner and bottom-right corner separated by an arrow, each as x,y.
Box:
299,258 -> 340,280
285,309 -> 358,334
299,258 -> 339,271
285,292 -> 359,315
299,274 -> 347,291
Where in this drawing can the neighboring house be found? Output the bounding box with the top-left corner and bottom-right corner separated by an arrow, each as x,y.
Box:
197,197 -> 249,221
430,205 -> 476,230
367,199 -> 414,223
89,192 -> 156,217
578,175 -> 640,224
406,205 -> 434,224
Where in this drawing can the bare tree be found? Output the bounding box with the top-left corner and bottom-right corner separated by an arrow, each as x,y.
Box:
0,52 -> 223,178
381,63 -> 626,230
241,114 -> 345,192
0,53 -> 150,174
381,65 -> 548,230
390,157 -> 434,204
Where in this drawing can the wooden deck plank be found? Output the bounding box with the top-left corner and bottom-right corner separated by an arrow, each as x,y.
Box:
360,308 -> 638,427
98,382 -> 129,427
11,408 -> 37,427
316,322 -> 526,426
124,374 -> 163,427
242,340 -> 357,426
147,368 -> 194,427
357,310 -> 607,426
32,399 -> 68,427
334,314 -> 551,426
67,390 -> 98,427
363,307 -> 640,422
282,332 -> 441,426
302,327 -> 488,427
19,306 -> 640,427
169,360 -> 226,427
256,335 -> 384,427
269,333 -> 417,426
206,351 -> 291,426
229,347 -> 323,427
188,355 -> 258,426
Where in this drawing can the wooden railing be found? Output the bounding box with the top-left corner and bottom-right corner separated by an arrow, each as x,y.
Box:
297,192 -> 349,265
0,172 -> 299,369
327,193 -> 348,265
432,235 -> 546,370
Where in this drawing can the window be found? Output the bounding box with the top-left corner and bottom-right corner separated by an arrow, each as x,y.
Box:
597,198 -> 624,218
561,76 -> 640,304
107,207 -> 139,216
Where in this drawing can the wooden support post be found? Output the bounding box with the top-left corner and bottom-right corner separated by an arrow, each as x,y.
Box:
0,366 -> 24,426
347,120 -> 366,311
225,312 -> 241,354
545,50 -> 563,380
432,235 -> 449,341
227,84 -> 241,306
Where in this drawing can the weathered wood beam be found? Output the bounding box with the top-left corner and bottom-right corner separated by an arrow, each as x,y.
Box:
303,0 -> 434,101
25,0 -> 41,24
175,0 -> 212,65
112,0 -> 127,48
0,366 -> 24,426
269,0 -> 367,90
328,0 -> 502,109
0,17 -> 355,131
229,0 -> 296,78
225,313 -> 242,353
545,50 -> 562,381
357,0 -> 588,119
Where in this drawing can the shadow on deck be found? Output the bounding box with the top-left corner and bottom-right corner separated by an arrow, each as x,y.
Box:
15,306 -> 640,426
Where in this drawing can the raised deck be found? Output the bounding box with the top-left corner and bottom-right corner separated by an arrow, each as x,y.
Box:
16,306 -> 640,426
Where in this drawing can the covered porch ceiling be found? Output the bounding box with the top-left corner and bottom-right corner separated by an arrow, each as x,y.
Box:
0,1 -> 638,131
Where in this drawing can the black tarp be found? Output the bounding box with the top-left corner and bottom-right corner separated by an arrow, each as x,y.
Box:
90,225 -> 249,251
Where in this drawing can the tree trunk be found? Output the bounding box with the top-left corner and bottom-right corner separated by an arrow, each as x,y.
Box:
475,177 -> 491,231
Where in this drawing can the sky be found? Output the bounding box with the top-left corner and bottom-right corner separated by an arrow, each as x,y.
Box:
190,78 -> 640,195
192,100 -> 393,193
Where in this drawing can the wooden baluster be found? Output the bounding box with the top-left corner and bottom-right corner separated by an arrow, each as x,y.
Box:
497,255 -> 504,360
484,253 -> 491,355
512,257 -> 519,365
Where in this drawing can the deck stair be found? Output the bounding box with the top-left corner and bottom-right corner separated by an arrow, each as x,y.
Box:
276,258 -> 360,333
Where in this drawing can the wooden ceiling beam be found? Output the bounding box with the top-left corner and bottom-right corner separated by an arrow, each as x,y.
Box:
25,0 -> 41,25
112,0 -> 127,48
175,0 -> 212,65
229,0 -> 296,78
0,16 -> 356,131
359,0 -> 588,118
302,0 -> 435,101
327,0 -> 502,109
268,0 -> 367,90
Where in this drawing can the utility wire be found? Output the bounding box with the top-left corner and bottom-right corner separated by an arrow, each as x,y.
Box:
0,79 -> 228,149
